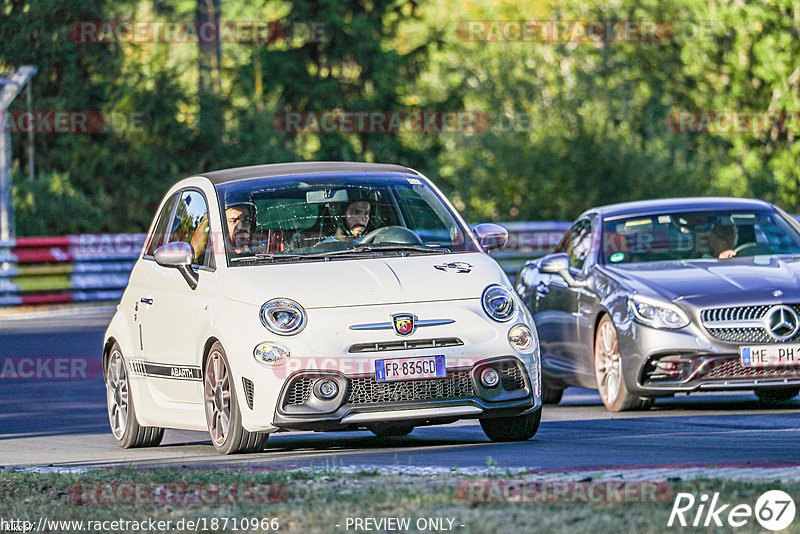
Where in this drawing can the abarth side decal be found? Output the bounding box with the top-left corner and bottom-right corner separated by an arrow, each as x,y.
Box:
129,360 -> 202,381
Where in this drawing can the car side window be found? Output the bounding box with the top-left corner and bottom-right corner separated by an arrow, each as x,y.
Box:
556,219 -> 593,270
166,190 -> 211,267
144,193 -> 179,257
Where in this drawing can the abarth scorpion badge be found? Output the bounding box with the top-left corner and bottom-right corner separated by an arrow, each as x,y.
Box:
392,314 -> 417,336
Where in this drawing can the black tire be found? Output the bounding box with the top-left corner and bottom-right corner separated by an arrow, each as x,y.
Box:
105,343 -> 164,449
541,380 -> 564,404
755,386 -> 800,402
369,423 -> 415,437
204,342 -> 269,454
480,407 -> 541,442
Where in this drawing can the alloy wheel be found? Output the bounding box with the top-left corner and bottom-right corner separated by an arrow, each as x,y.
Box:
106,349 -> 129,440
595,317 -> 621,406
204,350 -> 232,447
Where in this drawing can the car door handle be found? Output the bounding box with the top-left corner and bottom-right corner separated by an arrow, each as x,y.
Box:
535,282 -> 550,298
140,298 -> 153,305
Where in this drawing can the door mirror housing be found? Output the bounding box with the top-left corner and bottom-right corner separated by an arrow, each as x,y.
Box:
538,252 -> 587,288
154,242 -> 199,290
539,252 -> 570,275
474,223 -> 508,251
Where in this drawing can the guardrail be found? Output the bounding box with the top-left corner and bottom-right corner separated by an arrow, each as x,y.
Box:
0,234 -> 146,306
487,221 -> 571,282
0,223 -> 568,307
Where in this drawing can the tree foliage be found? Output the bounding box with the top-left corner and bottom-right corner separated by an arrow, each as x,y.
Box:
1,0 -> 799,234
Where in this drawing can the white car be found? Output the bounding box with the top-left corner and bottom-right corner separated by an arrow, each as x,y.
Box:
103,162 -> 542,454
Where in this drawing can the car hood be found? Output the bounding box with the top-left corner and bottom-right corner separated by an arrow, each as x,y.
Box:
601,255 -> 800,305
223,252 -> 507,308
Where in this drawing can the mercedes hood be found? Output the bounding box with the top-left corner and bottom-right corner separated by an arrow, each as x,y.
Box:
602,255 -> 800,306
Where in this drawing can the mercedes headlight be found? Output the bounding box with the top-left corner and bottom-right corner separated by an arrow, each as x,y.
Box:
260,298 -> 307,335
482,285 -> 516,322
628,295 -> 689,329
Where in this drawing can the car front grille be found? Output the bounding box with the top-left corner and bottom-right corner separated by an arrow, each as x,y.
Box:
704,327 -> 775,344
701,305 -> 772,323
703,357 -> 800,380
282,359 -> 529,408
643,354 -> 800,385
498,360 -> 525,391
701,304 -> 800,343
285,378 -> 313,406
348,337 -> 463,353
345,369 -> 475,405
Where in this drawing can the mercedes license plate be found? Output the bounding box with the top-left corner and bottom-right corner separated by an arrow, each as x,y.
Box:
740,344 -> 800,367
375,355 -> 446,382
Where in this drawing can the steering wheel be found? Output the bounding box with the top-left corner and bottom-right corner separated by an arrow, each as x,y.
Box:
733,242 -> 774,257
360,226 -> 423,245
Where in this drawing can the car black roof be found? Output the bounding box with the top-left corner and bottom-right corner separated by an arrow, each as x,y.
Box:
588,197 -> 775,219
199,161 -> 418,185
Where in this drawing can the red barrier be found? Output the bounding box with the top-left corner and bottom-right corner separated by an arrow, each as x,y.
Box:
15,237 -> 71,247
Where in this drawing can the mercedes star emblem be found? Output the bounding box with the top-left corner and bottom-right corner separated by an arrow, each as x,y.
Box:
765,305 -> 800,341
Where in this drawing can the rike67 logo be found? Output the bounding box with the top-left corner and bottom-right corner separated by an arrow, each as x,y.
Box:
668,490 -> 796,530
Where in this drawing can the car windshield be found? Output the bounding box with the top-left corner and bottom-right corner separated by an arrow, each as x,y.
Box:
215,172 -> 478,264
601,209 -> 800,264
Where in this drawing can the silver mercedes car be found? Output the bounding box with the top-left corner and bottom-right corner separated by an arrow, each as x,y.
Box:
516,197 -> 800,411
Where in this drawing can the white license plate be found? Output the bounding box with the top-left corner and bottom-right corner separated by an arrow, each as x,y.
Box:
740,344 -> 800,367
374,355 -> 446,382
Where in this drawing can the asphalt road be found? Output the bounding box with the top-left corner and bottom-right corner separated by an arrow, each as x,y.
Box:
2,311 -> 800,471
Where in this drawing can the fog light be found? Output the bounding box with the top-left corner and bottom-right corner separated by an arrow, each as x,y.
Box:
508,324 -> 532,351
253,343 -> 290,364
315,379 -> 339,400
480,367 -> 500,388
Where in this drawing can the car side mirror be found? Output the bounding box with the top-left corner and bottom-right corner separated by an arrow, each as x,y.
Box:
474,223 -> 508,251
538,252 -> 587,288
539,253 -> 570,274
154,242 -> 199,290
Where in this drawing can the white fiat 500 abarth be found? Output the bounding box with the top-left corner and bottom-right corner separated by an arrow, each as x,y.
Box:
103,162 -> 542,454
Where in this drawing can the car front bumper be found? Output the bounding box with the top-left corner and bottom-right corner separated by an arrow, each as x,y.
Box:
618,317 -> 800,395
271,356 -> 538,431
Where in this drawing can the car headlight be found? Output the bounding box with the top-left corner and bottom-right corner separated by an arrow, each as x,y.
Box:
253,342 -> 291,364
508,324 -> 534,351
482,285 -> 516,322
628,295 -> 690,329
260,298 -> 306,335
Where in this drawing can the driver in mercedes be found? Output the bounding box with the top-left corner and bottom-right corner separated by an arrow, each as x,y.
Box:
708,222 -> 737,259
